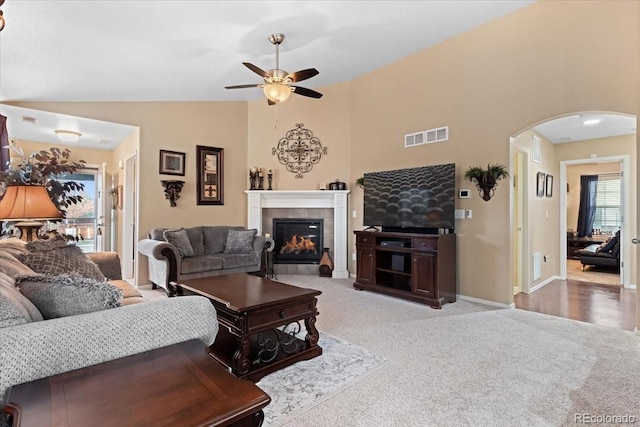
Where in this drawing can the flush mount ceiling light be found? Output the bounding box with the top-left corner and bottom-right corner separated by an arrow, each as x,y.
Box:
225,33 -> 322,105
583,119 -> 601,125
54,129 -> 82,142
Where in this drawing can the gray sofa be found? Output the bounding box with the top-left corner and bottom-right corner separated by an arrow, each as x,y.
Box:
0,239 -> 219,405
138,226 -> 271,295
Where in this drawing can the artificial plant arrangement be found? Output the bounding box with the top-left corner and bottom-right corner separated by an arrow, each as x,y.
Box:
0,143 -> 87,216
464,163 -> 509,202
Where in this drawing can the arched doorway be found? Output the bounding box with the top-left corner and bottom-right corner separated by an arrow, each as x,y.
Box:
510,111 -> 637,331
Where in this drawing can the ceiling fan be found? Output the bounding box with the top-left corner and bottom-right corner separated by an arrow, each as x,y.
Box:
225,33 -> 322,105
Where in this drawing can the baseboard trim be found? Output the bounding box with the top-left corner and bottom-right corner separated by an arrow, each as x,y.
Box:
528,275 -> 561,294
457,294 -> 515,309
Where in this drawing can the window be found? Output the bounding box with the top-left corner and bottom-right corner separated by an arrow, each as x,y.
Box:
593,174 -> 621,233
46,169 -> 99,253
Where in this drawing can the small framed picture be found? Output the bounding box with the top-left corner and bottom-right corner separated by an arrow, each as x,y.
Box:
159,150 -> 186,176
545,174 -> 553,197
536,172 -> 545,197
196,145 -> 224,205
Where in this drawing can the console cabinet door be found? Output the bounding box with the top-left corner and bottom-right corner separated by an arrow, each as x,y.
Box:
356,247 -> 375,285
412,253 -> 436,297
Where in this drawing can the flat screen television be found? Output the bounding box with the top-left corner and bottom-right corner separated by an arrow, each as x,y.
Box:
363,163 -> 455,233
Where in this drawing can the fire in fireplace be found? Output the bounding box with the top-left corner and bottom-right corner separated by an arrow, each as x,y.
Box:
273,218 -> 323,264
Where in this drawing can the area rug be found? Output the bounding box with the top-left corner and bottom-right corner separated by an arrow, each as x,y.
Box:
256,332 -> 388,427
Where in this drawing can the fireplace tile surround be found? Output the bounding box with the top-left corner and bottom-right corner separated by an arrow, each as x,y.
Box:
246,190 -> 349,278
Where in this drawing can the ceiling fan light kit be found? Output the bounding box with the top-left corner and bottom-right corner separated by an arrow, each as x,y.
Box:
263,83 -> 292,104
225,33 -> 322,105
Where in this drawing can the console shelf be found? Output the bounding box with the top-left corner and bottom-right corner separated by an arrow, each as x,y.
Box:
353,231 -> 456,308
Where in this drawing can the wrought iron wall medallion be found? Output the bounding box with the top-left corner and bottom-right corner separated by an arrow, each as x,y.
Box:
272,123 -> 327,178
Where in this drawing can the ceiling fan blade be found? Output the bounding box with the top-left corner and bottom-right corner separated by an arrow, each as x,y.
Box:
286,68 -> 319,83
225,84 -> 261,89
291,86 -> 323,99
243,62 -> 269,78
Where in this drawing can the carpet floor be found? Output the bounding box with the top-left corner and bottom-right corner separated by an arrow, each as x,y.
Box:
138,276 -> 640,426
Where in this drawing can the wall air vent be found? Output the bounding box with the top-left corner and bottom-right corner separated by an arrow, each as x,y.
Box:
405,126 -> 448,148
557,136 -> 574,143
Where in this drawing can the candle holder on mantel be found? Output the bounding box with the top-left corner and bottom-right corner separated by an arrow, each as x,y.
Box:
161,180 -> 185,207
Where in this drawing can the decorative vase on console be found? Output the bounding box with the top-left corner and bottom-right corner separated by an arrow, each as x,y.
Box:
319,248 -> 333,277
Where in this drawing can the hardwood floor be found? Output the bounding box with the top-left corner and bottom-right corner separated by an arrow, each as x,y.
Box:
514,279 -> 637,332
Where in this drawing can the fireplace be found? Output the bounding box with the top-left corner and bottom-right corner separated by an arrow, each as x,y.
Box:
273,218 -> 323,264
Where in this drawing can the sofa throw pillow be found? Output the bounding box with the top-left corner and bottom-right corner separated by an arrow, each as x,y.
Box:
19,251 -> 106,281
163,228 -> 195,258
15,273 -> 123,319
224,229 -> 257,254
0,251 -> 37,278
0,237 -> 28,257
26,239 -> 85,257
0,271 -> 43,322
0,286 -> 32,328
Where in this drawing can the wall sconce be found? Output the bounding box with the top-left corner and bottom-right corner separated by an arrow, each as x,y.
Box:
161,180 -> 185,207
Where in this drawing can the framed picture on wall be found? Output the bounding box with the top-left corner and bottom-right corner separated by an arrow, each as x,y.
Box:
196,145 -> 224,205
536,172 -> 545,197
545,174 -> 553,197
159,150 -> 185,176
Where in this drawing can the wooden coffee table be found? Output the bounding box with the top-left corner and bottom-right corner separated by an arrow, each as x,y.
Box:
175,273 -> 322,382
2,339 -> 270,427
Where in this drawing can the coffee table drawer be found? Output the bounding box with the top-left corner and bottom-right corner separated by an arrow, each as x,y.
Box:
248,301 -> 315,330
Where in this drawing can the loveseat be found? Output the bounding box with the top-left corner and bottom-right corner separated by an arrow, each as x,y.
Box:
0,238 -> 219,406
577,230 -> 620,270
138,226 -> 271,295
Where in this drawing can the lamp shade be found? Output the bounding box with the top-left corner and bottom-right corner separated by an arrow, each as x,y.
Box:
0,185 -> 63,221
263,83 -> 292,104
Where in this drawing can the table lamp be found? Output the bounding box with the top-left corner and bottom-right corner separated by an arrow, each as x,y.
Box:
0,185 -> 63,241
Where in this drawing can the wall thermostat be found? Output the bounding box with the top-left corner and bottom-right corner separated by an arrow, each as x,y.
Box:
459,189 -> 470,199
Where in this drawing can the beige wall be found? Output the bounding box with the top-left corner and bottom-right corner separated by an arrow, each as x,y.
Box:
6,1 -> 640,327
9,102 -> 248,285
247,81 -> 352,191
346,0 -> 639,304
13,139 -> 113,168
512,130 -> 561,286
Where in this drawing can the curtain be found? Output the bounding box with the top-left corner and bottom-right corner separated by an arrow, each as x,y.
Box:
576,175 -> 598,237
0,114 -> 8,171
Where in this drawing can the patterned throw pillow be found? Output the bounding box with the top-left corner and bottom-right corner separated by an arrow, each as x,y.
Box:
163,228 -> 195,258
223,229 -> 257,254
16,273 -> 122,319
26,239 -> 84,257
19,252 -> 106,281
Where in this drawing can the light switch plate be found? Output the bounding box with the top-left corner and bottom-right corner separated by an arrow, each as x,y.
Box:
455,209 -> 465,219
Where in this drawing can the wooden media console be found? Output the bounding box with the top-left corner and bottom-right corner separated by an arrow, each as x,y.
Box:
353,231 -> 456,308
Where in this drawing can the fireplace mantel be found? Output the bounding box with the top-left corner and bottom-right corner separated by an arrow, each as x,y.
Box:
245,190 -> 350,278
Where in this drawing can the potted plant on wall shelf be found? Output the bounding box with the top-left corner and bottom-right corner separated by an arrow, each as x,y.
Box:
464,163 -> 509,202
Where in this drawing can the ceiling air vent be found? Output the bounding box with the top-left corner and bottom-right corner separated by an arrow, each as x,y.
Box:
557,136 -> 574,143
405,126 -> 448,148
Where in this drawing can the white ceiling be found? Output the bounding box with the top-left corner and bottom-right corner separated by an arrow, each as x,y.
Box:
532,113 -> 637,144
0,1 -> 635,149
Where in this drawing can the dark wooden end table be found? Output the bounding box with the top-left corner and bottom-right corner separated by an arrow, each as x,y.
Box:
2,339 -> 270,427
175,273 -> 322,382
